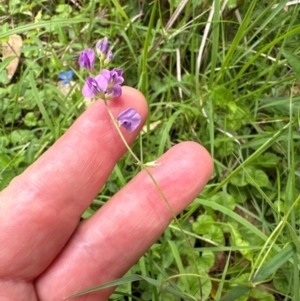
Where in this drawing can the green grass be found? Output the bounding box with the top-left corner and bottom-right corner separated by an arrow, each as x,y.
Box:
1,0 -> 300,300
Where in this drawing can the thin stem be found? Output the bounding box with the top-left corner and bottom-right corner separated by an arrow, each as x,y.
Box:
104,99 -> 202,297
143,166 -> 202,298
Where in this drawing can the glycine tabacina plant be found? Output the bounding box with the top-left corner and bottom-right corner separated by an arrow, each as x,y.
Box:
78,37 -> 141,133
75,38 -> 199,301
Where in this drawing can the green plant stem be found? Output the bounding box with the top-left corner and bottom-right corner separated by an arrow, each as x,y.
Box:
104,99 -> 203,299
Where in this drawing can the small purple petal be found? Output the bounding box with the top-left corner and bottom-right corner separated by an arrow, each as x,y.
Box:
78,48 -> 95,70
111,85 -> 122,98
101,68 -> 124,85
82,75 -> 108,98
106,50 -> 113,63
106,85 -> 122,99
96,37 -> 109,55
82,77 -> 97,98
110,68 -> 124,85
94,74 -> 108,92
101,69 -> 111,81
117,108 -> 141,132
96,38 -> 113,66
81,68 -> 124,100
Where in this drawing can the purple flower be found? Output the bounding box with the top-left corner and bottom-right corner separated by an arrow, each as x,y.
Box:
104,50 -> 113,65
106,84 -> 122,99
117,108 -> 141,132
96,37 -> 109,55
103,68 -> 124,86
81,68 -> 124,99
100,68 -> 124,99
78,48 -> 95,70
96,37 -> 113,65
82,74 -> 108,98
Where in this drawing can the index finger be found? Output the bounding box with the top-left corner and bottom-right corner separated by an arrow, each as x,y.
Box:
0,86 -> 148,280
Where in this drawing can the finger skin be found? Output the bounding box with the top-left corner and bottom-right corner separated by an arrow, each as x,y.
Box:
36,142 -> 213,301
0,87 -> 148,280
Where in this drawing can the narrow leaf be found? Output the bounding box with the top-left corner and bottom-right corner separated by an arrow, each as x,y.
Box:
253,243 -> 296,283
282,49 -> 300,79
219,285 -> 251,301
66,274 -> 194,300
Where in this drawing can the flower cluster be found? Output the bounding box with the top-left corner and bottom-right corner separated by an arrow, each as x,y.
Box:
78,38 -> 123,100
78,38 -> 141,133
82,68 -> 123,100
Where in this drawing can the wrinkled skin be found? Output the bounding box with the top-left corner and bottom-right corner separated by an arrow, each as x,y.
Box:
0,87 -> 213,301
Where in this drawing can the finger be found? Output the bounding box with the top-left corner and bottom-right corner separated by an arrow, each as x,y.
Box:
36,142 -> 213,301
0,87 -> 148,280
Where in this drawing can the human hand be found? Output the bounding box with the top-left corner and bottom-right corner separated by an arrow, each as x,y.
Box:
0,87 -> 213,301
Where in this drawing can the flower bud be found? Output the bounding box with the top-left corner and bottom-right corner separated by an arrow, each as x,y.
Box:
78,48 -> 95,70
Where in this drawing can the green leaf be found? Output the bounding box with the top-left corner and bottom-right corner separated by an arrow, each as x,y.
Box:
229,226 -> 253,260
0,18 -> 90,39
211,85 -> 233,106
168,0 -> 182,8
0,69 -> 9,84
273,200 -> 285,213
0,170 -> 16,189
250,289 -> 274,301
227,0 -> 237,8
228,185 -> 247,203
0,136 -> 9,147
24,112 -> 37,127
192,215 -> 214,235
215,137 -> 235,156
4,108 -> 22,124
177,268 -> 212,301
81,207 -> 95,219
204,225 -> 224,245
253,243 -> 296,283
254,152 -> 280,168
230,171 -> 248,187
0,56 -> 17,73
273,271 -> 289,294
282,49 -> 300,79
10,129 -> 35,145
0,152 -> 11,169
227,101 -> 237,113
56,4 -> 72,14
219,285 -> 251,301
235,276 -> 252,301
250,170 -> 269,187
29,70 -> 55,137
66,274 -> 195,300
196,251 -> 215,272
211,192 -> 236,211
195,198 -> 269,244
208,123 -> 290,196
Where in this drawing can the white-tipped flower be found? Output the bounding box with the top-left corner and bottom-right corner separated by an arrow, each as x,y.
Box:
96,37 -> 113,67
